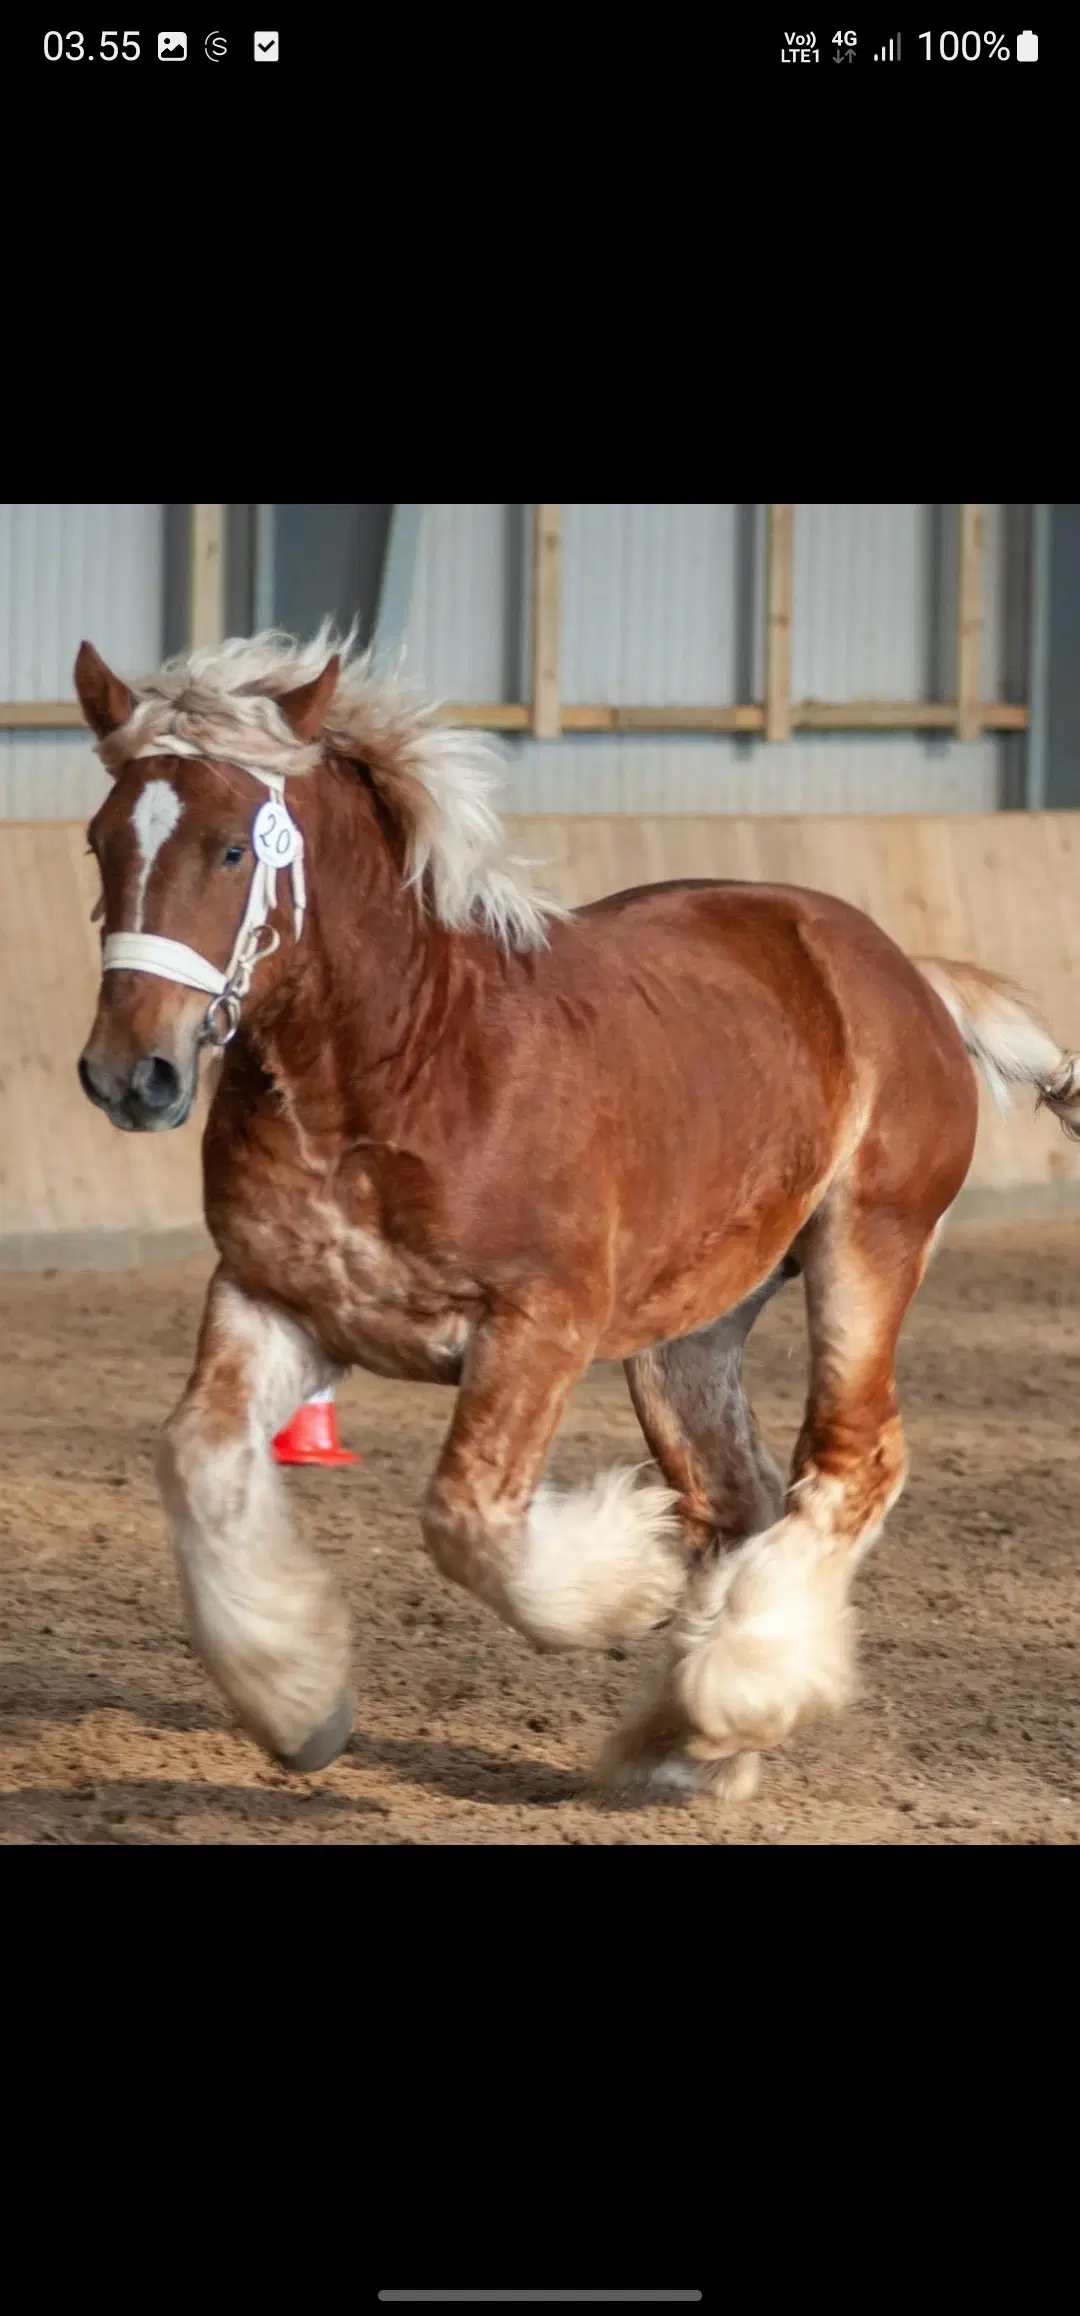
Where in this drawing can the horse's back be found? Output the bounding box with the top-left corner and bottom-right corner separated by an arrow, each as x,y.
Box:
574,873 -> 904,954
562,872 -> 976,1172
569,874 -> 957,1028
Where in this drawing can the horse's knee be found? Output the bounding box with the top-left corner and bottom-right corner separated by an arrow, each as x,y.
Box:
155,1397 -> 249,1531
421,1486 -> 483,1589
422,1484 -> 517,1619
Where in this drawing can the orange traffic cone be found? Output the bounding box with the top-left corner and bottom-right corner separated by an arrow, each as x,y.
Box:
272,1385 -> 359,1468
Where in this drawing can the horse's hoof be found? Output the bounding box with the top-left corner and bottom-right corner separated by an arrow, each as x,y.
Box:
278,1695 -> 355,1773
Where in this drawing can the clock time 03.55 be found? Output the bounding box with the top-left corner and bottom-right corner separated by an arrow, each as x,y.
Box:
44,31 -> 141,59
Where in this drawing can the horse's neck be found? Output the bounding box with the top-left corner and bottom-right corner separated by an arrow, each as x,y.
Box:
243,763 -> 456,1137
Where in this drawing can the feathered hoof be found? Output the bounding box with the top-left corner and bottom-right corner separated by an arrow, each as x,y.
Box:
503,1465 -> 687,1651
598,1679 -> 761,1805
277,1692 -> 355,1773
603,1742 -> 761,1806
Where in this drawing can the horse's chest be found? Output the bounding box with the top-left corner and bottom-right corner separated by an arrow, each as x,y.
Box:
214,1185 -> 477,1384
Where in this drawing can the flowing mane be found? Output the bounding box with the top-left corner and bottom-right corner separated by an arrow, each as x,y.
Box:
92,622 -> 565,951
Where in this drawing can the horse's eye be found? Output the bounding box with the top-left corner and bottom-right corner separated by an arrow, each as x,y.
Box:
223,843 -> 246,867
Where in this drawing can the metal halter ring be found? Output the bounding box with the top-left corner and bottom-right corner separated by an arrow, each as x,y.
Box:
203,990 -> 242,1050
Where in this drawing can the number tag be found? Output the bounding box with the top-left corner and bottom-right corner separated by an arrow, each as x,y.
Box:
252,799 -> 303,868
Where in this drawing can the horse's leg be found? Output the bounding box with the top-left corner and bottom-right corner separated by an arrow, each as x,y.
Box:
605,1192 -> 933,1799
156,1266 -> 352,1770
624,1258 -> 796,1553
617,1258 -> 795,1799
422,1302 -> 687,1651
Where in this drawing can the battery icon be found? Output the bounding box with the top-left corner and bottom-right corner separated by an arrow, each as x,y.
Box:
1016,31 -> 1038,60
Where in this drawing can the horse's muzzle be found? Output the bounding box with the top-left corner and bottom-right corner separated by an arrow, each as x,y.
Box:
77,1047 -> 194,1133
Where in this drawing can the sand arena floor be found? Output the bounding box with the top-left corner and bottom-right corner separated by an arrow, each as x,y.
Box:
1,1225 -> 1078,1844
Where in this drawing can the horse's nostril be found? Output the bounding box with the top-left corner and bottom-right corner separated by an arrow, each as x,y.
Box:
78,1052 -> 111,1105
131,1054 -> 181,1111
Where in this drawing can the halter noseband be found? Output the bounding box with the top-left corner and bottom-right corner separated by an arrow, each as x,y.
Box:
100,742 -> 307,1051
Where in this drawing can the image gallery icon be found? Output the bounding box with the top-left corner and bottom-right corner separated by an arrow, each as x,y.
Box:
253,30 -> 280,59
157,30 -> 186,58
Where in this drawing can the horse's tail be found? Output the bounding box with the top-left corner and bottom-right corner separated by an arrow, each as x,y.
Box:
913,956 -> 1080,1140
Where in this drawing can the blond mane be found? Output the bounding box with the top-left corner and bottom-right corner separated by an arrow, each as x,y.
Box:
95,622 -> 566,951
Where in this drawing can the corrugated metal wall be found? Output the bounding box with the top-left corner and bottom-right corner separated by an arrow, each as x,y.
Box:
403,503 -> 1022,815
409,503 -> 526,703
0,503 -> 1026,819
0,504 -> 163,820
495,735 -> 1001,816
407,503 -> 1024,709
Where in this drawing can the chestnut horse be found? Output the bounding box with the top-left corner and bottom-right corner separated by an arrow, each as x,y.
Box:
73,629 -> 1080,1802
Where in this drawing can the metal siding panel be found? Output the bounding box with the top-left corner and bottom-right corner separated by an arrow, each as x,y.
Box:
980,501 -> 1002,702
501,735 -> 1001,816
980,503 -> 1030,705
0,504 -> 164,820
561,505 -> 740,705
750,502 -> 768,699
793,503 -> 927,702
271,505 -> 390,644
499,501 -> 1006,813
404,504 -> 516,699
0,734 -> 110,822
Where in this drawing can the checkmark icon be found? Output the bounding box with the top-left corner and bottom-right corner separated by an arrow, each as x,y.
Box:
253,30 -> 280,60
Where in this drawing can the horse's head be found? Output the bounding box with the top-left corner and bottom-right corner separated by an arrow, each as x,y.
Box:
74,640 -> 338,1132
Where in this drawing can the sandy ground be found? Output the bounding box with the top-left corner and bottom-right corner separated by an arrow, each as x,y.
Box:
1,1226 -> 1079,1844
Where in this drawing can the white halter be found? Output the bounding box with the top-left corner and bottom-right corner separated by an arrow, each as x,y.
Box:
101,740 -> 307,1049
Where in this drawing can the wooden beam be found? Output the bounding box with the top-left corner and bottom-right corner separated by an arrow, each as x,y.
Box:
796,701 -> 954,730
432,700 -> 1029,735
956,503 -> 984,741
531,504 -> 561,739
796,701 -> 965,730
764,503 -> 793,743
189,503 -> 225,651
1025,504 -> 1051,807
0,698 -> 1030,735
0,702 -> 87,729
433,704 -> 766,733
565,704 -> 767,733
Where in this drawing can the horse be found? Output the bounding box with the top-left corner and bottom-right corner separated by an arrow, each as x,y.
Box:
73,626 -> 1080,1803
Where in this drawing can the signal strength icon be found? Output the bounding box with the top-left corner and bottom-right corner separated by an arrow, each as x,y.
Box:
873,33 -> 901,60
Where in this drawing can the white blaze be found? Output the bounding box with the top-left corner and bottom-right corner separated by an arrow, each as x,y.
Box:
131,778 -> 183,931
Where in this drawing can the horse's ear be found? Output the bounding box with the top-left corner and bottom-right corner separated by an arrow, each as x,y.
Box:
276,655 -> 341,744
74,641 -> 136,751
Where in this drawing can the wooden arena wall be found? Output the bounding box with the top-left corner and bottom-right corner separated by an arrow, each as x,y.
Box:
3,813 -> 1080,1269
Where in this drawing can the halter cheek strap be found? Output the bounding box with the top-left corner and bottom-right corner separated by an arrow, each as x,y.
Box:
101,751 -> 307,1049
